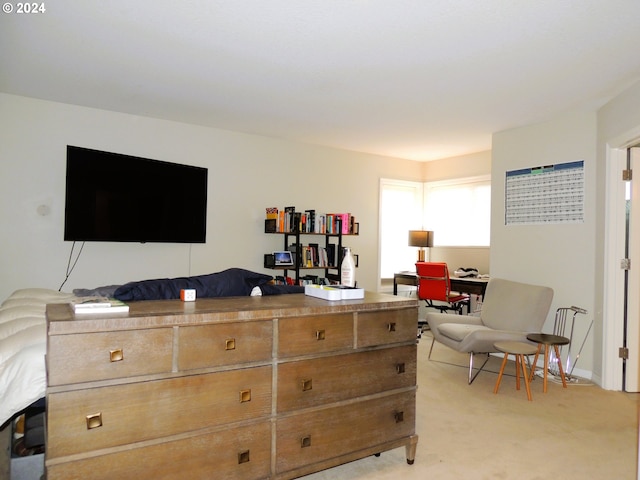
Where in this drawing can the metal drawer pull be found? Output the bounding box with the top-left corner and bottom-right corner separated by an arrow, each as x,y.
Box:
396,362 -> 406,374
387,322 -> 396,332
109,349 -> 123,362
301,435 -> 312,448
238,450 -> 250,464
394,411 -> 404,423
315,329 -> 326,341
239,389 -> 252,403
225,338 -> 236,350
301,379 -> 313,391
86,413 -> 103,429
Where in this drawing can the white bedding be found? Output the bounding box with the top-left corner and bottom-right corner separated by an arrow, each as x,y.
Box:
0,288 -> 76,426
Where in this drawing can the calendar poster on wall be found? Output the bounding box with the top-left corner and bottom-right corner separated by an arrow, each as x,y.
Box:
505,160 -> 584,225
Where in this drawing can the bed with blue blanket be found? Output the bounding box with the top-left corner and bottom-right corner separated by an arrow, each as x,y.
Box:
0,269 -> 302,427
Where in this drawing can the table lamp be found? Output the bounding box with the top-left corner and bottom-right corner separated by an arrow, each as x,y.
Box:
408,230 -> 434,262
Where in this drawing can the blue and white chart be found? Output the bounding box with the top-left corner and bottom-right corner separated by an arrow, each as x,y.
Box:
505,160 -> 584,225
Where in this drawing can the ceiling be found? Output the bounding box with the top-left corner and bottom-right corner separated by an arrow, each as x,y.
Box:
2,1 -> 640,161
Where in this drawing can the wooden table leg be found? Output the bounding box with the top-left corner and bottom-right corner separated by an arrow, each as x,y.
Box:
529,344 -> 542,383
553,344 -> 568,388
520,354 -> 533,401
542,344 -> 550,393
494,353 -> 509,394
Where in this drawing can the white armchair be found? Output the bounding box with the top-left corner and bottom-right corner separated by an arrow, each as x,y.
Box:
426,277 -> 554,384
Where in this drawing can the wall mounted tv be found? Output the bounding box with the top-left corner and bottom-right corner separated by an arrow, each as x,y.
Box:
64,146 -> 208,243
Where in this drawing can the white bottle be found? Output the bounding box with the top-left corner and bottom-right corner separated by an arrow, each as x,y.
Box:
341,247 -> 356,287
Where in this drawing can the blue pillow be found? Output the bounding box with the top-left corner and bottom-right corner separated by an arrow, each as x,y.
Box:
114,268 -> 274,301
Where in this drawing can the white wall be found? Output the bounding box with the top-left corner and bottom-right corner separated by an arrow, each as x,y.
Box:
0,93 -> 422,300
423,150 -> 492,181
430,247 -> 490,275
491,110 -> 598,379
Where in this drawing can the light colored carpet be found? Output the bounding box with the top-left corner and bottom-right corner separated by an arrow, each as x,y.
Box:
302,332 -> 639,480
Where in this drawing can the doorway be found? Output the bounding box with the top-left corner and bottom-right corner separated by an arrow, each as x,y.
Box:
625,146 -> 640,391
605,142 -> 640,392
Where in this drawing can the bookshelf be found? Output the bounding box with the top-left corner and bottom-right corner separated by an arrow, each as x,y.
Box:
264,209 -> 358,285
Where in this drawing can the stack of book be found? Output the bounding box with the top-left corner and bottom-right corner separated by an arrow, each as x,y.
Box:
265,206 -> 357,235
71,297 -> 129,314
294,243 -> 333,268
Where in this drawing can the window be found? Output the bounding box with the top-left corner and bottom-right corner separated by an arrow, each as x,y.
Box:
379,175 -> 490,280
424,175 -> 491,247
379,179 -> 423,279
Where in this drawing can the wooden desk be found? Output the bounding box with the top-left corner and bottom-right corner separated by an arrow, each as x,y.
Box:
393,271 -> 488,298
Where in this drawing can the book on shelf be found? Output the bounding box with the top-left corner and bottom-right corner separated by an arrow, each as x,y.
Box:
326,243 -> 336,267
283,206 -> 295,233
266,206 -> 355,235
292,212 -> 302,233
319,247 -> 328,267
308,242 -> 320,266
304,246 -> 314,267
72,297 -> 129,314
265,207 -> 278,219
304,209 -> 316,233
290,244 -> 330,268
326,213 -> 353,234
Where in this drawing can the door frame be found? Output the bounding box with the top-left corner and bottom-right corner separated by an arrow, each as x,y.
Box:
604,128 -> 640,391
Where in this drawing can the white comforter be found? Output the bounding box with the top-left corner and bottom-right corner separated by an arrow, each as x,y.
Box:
0,288 -> 76,426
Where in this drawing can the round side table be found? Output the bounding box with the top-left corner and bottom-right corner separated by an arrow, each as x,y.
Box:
526,333 -> 570,392
494,341 -> 538,401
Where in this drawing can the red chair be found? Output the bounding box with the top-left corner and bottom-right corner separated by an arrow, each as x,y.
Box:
416,262 -> 470,316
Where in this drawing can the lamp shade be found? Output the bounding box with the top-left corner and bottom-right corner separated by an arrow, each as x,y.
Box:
408,230 -> 434,248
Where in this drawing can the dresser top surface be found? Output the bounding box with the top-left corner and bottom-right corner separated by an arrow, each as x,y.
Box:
46,292 -> 417,335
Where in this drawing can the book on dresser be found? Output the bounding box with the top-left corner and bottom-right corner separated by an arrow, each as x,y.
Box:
71,297 -> 129,314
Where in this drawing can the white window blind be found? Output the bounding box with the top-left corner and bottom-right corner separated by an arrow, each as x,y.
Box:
379,179 -> 423,279
424,175 -> 491,246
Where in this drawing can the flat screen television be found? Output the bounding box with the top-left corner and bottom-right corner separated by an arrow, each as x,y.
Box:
64,146 -> 208,243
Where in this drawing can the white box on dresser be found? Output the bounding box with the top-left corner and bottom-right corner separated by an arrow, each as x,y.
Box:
45,293 -> 418,480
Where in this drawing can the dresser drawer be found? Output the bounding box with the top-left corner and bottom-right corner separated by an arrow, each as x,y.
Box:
356,308 -> 418,347
47,366 -> 272,458
278,313 -> 354,357
47,420 -> 272,480
47,328 -> 174,386
178,320 -> 273,370
276,391 -> 416,474
277,345 -> 416,412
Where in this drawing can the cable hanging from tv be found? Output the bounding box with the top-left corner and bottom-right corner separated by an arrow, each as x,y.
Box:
58,241 -> 85,291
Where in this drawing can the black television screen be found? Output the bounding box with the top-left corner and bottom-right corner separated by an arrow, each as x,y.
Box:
64,146 -> 208,243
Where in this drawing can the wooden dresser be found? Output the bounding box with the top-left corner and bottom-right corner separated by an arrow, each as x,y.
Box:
45,292 -> 418,479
